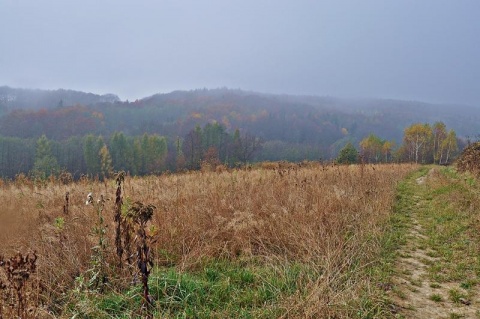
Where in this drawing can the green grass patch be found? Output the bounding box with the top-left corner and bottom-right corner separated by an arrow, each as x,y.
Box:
429,294 -> 443,302
448,289 -> 468,304
417,168 -> 480,283
66,260 -> 309,319
460,279 -> 477,290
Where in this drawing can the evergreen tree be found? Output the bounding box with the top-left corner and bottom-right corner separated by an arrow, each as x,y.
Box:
203,122 -> 228,161
336,142 -> 358,164
149,135 -> 167,173
33,135 -> 59,178
58,136 -> 86,177
175,137 -> 186,171
0,136 -> 35,178
84,134 -> 103,177
109,132 -> 131,172
132,137 -> 144,175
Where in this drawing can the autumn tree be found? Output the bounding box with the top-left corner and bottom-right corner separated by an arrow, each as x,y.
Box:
402,123 -> 433,163
182,126 -> 203,169
359,134 -> 396,163
99,144 -> 113,180
359,134 -> 383,163
439,130 -> 458,164
432,121 -> 447,164
232,130 -> 263,165
203,146 -> 221,168
382,140 -> 395,162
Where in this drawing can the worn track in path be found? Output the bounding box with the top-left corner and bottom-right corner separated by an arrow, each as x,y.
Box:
390,169 -> 480,318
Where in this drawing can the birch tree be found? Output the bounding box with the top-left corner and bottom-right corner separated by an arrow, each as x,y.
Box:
403,123 -> 432,163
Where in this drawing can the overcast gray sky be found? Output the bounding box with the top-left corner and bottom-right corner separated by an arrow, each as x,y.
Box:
1,0 -> 479,105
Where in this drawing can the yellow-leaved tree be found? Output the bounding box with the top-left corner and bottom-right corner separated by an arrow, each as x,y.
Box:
432,121 -> 447,164
402,123 -> 433,163
359,134 -> 396,163
439,130 -> 458,165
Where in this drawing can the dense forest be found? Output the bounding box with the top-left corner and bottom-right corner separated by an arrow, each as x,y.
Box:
0,86 -> 477,178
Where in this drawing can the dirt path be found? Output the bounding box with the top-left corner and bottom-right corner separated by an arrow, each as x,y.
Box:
390,170 -> 480,318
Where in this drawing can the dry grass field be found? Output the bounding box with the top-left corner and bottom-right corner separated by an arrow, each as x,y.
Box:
0,162 -> 418,318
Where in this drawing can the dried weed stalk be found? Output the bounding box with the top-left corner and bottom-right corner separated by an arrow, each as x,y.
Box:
114,171 -> 126,268
0,251 -> 40,319
63,191 -> 69,215
85,193 -> 108,292
127,202 -> 156,312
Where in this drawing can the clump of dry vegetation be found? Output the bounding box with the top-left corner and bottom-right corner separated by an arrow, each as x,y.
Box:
456,141 -> 480,176
0,162 -> 417,318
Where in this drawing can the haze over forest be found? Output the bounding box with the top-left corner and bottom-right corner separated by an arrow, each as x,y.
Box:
1,1 -> 479,177
0,85 -> 476,177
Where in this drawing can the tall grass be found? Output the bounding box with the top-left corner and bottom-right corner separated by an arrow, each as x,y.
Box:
0,162 -> 417,318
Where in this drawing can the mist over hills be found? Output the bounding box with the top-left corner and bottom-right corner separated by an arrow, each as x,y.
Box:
0,86 -> 478,160
0,86 -> 120,111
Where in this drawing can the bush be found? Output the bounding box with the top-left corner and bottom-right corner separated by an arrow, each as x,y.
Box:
456,142 -> 480,176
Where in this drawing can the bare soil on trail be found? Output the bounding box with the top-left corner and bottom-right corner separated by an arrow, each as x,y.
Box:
389,172 -> 480,318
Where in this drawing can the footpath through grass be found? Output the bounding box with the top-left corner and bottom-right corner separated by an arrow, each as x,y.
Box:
374,166 -> 480,318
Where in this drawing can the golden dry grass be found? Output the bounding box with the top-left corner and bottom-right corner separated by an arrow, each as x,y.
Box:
0,162 -> 417,318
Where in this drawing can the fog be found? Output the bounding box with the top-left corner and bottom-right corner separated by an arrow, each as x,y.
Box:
1,0 -> 479,105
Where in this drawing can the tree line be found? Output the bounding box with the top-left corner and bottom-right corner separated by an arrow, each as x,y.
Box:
336,121 -> 459,164
0,122 -> 262,179
0,121 -> 461,179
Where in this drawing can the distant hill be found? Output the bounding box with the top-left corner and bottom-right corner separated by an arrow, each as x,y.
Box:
0,86 -> 478,160
127,89 -> 479,147
0,86 -> 120,112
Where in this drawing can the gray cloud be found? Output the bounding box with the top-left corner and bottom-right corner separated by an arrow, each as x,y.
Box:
1,0 -> 479,105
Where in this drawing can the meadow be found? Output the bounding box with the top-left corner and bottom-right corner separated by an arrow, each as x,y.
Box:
0,162 -> 418,318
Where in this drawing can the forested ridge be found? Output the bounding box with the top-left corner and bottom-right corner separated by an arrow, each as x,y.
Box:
0,86 -> 478,178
